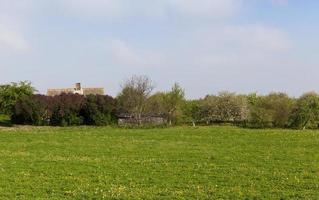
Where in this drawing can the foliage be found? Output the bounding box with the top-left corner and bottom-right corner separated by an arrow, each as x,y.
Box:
181,100 -> 201,126
144,83 -> 185,126
200,92 -> 249,124
162,83 -> 185,125
145,92 -> 166,114
81,95 -> 116,126
0,114 -> 11,126
5,79 -> 319,130
50,94 -> 85,126
289,92 -> 319,129
117,75 -> 154,125
248,93 -> 294,128
12,95 -> 50,125
12,94 -> 116,126
0,81 -> 35,115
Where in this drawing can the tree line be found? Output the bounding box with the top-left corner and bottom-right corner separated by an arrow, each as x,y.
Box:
1,76 -> 319,129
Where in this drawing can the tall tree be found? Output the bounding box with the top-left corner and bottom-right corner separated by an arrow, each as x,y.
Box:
248,93 -> 294,128
200,92 -> 249,124
182,100 -> 201,127
117,75 -> 154,125
0,81 -> 35,115
163,83 -> 185,125
289,92 -> 319,129
145,92 -> 166,114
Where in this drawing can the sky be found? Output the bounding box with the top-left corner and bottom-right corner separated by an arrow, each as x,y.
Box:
0,0 -> 319,99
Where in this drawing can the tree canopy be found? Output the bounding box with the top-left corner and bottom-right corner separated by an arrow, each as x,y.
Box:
0,81 -> 35,115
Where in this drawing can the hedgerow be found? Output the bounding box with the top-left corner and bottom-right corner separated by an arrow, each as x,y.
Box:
4,79 -> 319,129
12,94 -> 116,126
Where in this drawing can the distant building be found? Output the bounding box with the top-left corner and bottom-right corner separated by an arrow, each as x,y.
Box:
117,113 -> 167,126
47,83 -> 104,96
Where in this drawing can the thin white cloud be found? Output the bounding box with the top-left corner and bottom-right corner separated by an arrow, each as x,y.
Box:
0,1 -> 38,54
56,0 -> 239,20
0,0 -> 301,98
108,39 -> 164,68
57,0 -> 125,19
170,0 -> 238,18
104,24 -> 292,72
221,25 -> 292,52
0,20 -> 29,53
197,25 -> 291,68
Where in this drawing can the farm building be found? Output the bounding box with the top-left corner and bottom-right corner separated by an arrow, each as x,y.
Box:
118,114 -> 167,126
47,83 -> 104,96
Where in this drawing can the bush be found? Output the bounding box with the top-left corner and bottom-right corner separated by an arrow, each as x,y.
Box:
0,81 -> 35,115
12,95 -> 50,125
247,93 -> 294,128
181,100 -> 201,126
50,94 -> 85,126
12,94 -> 116,126
81,95 -> 116,126
200,92 -> 249,124
10,87 -> 319,130
248,106 -> 273,128
289,92 -> 319,129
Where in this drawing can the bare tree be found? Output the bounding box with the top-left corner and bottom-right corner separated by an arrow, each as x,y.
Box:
117,75 -> 154,125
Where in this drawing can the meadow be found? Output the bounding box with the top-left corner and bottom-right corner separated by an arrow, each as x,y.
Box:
0,126 -> 318,199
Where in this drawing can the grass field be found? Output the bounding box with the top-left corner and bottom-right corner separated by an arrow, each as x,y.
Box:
0,126 -> 318,199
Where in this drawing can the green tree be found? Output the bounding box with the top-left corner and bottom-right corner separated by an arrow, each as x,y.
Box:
12,95 -> 48,125
146,92 -> 166,114
0,81 -> 35,115
117,75 -> 154,125
248,93 -> 294,128
162,83 -> 185,125
182,100 -> 201,127
200,92 -> 249,124
289,92 -> 319,129
81,95 -> 116,126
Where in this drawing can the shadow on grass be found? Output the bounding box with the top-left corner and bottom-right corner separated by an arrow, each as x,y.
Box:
0,119 -> 13,127
0,115 -> 13,127
0,122 -> 13,127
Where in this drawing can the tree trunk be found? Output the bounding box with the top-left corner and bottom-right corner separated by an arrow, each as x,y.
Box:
302,118 -> 310,130
138,113 -> 142,126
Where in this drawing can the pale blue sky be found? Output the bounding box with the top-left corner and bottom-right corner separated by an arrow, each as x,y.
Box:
0,0 -> 318,98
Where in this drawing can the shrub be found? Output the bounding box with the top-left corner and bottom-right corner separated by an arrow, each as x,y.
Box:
12,94 -> 116,126
289,92 -> 319,129
247,93 -> 294,128
181,100 -> 201,126
50,94 -> 85,126
0,81 -> 35,115
248,106 -> 273,128
12,95 -> 49,125
81,95 -> 116,126
200,92 -> 249,124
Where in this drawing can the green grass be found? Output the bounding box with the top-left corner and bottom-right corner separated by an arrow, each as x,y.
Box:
0,126 -> 318,199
